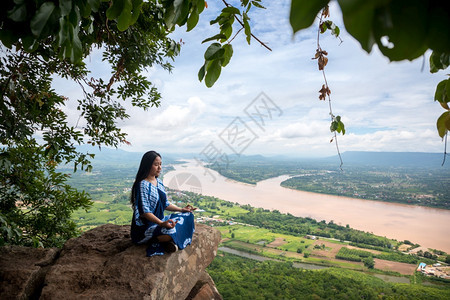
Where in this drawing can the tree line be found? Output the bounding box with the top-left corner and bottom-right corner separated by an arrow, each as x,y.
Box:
208,252 -> 450,300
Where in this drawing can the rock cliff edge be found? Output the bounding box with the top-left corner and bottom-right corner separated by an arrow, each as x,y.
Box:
0,223 -> 222,300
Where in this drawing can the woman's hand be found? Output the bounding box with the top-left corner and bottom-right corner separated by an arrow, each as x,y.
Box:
181,204 -> 197,213
160,219 -> 177,229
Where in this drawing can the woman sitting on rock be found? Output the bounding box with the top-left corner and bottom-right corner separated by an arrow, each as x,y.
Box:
130,150 -> 196,256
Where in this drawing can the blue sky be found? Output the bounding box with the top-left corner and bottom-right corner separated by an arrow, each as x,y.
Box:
56,1 -> 447,158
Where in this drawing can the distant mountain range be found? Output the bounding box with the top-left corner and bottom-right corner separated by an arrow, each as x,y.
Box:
75,146 -> 185,166
74,146 -> 448,169
324,151 -> 448,168
202,151 -> 448,169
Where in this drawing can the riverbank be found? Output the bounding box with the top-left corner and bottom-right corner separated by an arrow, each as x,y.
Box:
164,160 -> 450,253
207,156 -> 450,210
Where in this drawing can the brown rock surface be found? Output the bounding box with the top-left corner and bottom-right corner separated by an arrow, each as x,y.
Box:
186,271 -> 222,300
0,223 -> 222,300
0,245 -> 60,300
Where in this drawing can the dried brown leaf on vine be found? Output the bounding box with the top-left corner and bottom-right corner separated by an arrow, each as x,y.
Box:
318,55 -> 328,70
322,5 -> 330,18
312,49 -> 328,70
313,49 -> 320,59
319,84 -> 331,100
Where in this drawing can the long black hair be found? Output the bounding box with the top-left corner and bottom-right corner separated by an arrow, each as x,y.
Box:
130,150 -> 161,206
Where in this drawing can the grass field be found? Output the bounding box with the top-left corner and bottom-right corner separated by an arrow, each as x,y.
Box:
215,223 -> 419,276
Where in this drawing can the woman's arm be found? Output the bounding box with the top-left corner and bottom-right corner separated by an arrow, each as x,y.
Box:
165,204 -> 182,212
166,204 -> 197,213
142,212 -> 177,229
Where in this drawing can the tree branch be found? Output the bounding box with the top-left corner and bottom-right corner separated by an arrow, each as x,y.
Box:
222,0 -> 272,51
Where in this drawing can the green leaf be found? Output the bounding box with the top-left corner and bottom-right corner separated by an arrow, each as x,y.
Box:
7,3 -> 27,22
0,30 -> 19,48
252,1 -> 265,9
68,5 -> 80,27
436,111 -> 450,138
204,43 -> 224,60
446,79 -> 450,101
87,0 -> 101,12
58,17 -> 69,46
59,0 -> 72,16
164,4 -> 176,29
330,121 -> 338,132
222,7 -> 241,15
290,0 -> 329,33
175,0 -> 190,26
106,0 -> 125,20
117,0 -> 132,31
196,0 -> 205,14
164,0 -> 189,29
430,52 -> 441,74
435,79 -> 449,104
198,62 -> 206,81
332,25 -> 340,37
186,8 -> 199,31
430,51 -> 450,74
130,0 -> 143,25
221,23 -> 233,40
221,44 -> 233,67
427,2 -> 450,54
243,12 -> 251,45
205,59 -> 221,88
77,0 -> 91,18
337,120 -> 345,135
70,31 -> 83,62
202,34 -> 227,44
337,0 -> 377,53
372,0 -> 428,61
330,116 -> 345,135
22,35 -> 39,52
31,2 -> 56,37
210,15 -> 222,25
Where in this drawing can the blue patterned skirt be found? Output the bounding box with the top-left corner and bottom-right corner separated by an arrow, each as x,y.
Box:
138,212 -> 195,256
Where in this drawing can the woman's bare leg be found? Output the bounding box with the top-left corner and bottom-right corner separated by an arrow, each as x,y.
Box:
157,235 -> 172,243
157,235 -> 177,252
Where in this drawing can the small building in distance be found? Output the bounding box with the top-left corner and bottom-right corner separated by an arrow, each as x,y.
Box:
417,262 -> 426,271
417,263 -> 450,280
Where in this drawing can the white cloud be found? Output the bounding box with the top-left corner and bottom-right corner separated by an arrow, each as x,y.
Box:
342,129 -> 441,153
273,121 -> 329,139
150,97 -> 206,130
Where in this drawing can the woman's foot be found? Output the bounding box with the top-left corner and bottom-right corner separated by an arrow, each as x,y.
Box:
163,241 -> 178,253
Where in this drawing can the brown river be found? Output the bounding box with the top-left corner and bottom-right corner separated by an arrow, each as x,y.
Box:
164,160 -> 450,253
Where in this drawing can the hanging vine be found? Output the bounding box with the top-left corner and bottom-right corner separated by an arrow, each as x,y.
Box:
312,5 -> 345,168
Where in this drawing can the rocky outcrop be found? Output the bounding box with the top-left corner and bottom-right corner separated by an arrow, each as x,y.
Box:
0,223 -> 222,300
0,246 -> 60,299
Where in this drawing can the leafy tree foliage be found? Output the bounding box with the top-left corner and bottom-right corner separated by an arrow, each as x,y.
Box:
445,255 -> 450,264
363,256 -> 375,269
208,253 -> 450,299
0,0 -> 266,246
0,0 -> 181,246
